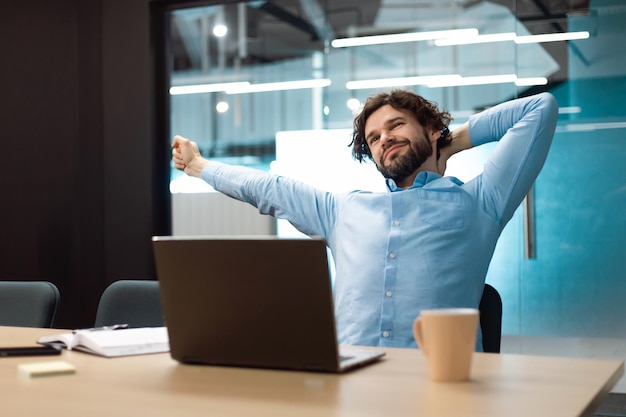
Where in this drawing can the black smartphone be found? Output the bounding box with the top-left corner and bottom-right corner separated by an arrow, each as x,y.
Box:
0,345 -> 62,357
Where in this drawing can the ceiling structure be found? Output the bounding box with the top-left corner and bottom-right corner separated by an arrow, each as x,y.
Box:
170,0 -> 591,84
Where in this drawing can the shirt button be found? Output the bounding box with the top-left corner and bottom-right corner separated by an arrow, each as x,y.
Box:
389,252 -> 396,259
382,331 -> 390,338
393,220 -> 400,226
385,291 -> 393,297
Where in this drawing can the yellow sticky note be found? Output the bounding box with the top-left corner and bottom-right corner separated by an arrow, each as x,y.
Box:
17,361 -> 76,378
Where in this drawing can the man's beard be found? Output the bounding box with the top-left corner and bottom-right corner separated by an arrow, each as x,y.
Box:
376,134 -> 433,184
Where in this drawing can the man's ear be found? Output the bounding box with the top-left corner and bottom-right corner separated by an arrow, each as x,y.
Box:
430,128 -> 441,143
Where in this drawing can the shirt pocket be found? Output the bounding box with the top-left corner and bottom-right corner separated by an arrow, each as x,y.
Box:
420,191 -> 465,230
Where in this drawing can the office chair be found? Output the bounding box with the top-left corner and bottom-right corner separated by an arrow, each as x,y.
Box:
479,283 -> 503,353
95,280 -> 164,328
0,281 -> 60,328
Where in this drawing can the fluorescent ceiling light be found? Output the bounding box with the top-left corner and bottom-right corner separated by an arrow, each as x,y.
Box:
557,121 -> 626,133
331,28 -> 478,48
426,74 -> 517,87
169,82 -> 250,95
346,75 -> 461,90
225,79 -> 331,94
514,77 -> 548,86
514,31 -> 590,44
426,74 -> 547,87
435,32 -> 516,46
435,31 -> 590,46
347,74 -> 547,89
169,79 -> 331,96
558,106 -> 582,114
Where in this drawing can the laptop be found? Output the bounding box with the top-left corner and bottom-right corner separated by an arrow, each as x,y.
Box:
151,235 -> 385,373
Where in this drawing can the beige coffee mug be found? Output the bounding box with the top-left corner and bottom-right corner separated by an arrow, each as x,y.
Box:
413,308 -> 479,382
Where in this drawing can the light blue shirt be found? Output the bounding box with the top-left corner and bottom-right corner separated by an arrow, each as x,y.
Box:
201,93 -> 558,350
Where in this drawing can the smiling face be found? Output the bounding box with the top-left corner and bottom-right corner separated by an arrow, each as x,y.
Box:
364,104 -> 440,188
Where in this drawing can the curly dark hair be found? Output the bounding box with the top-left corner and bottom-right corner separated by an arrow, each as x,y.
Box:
350,90 -> 453,162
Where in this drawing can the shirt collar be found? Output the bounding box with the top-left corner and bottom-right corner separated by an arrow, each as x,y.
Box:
385,171 -> 443,192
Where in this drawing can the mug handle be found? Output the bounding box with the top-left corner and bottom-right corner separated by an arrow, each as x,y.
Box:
413,317 -> 429,355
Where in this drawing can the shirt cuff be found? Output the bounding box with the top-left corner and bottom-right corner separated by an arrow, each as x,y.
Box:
200,160 -> 218,183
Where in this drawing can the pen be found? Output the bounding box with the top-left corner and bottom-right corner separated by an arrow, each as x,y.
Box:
73,324 -> 129,333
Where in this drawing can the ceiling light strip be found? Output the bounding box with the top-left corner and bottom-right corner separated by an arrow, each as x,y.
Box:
514,31 -> 590,44
169,82 -> 250,95
225,79 -> 331,94
331,28 -> 479,48
434,32 -> 517,46
426,74 -> 518,87
557,122 -> 626,133
169,79 -> 332,96
515,77 -> 548,86
174,75 -> 548,95
436,31 -> 590,47
347,74 -> 547,89
558,106 -> 582,114
346,75 -> 461,90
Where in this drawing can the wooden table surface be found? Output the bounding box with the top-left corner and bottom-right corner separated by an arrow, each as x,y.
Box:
1,326 -> 622,417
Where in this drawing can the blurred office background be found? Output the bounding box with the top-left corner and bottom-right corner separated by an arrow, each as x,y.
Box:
165,0 -> 626,340
1,0 -> 625,367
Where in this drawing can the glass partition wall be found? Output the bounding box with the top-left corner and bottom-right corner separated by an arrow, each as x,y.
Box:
163,0 -> 626,342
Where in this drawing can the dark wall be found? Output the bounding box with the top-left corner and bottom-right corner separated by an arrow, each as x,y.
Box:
0,0 -> 169,328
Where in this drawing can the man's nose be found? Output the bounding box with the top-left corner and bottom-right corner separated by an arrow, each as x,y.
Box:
380,131 -> 394,147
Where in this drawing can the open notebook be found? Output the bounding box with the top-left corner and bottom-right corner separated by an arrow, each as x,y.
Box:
38,327 -> 169,357
152,235 -> 385,373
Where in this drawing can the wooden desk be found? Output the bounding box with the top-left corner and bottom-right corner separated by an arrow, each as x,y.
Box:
1,326 -> 622,417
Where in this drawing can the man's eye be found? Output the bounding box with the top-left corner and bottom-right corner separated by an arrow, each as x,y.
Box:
370,136 -> 379,144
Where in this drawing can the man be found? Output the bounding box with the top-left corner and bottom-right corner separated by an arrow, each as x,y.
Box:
172,90 -> 558,351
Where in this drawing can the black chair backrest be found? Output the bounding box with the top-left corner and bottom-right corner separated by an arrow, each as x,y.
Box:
0,281 -> 60,328
95,280 -> 164,328
479,283 -> 503,353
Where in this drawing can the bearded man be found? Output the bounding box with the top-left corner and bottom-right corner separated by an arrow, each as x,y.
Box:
172,90 -> 558,351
